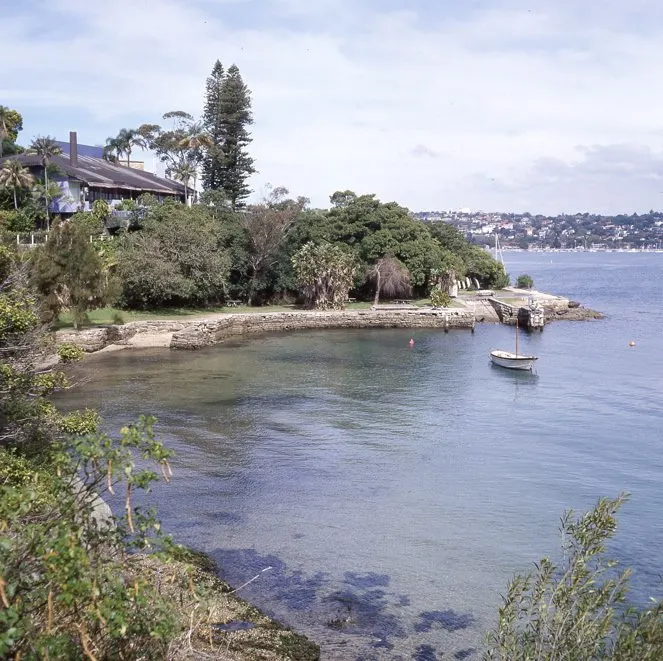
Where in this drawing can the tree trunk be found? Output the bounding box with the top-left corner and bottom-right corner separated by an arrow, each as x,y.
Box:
127,147 -> 131,168
247,267 -> 259,306
373,270 -> 381,306
44,163 -> 50,231
13,187 -> 17,209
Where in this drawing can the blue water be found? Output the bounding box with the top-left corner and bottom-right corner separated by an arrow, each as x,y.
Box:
56,252 -> 663,660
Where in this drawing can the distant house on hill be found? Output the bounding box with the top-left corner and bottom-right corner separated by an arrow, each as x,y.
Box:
0,132 -> 184,215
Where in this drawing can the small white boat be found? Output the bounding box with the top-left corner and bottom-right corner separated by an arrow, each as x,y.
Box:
490,317 -> 538,370
490,350 -> 538,371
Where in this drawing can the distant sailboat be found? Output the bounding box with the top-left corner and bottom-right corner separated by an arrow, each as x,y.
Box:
494,234 -> 506,269
490,318 -> 538,371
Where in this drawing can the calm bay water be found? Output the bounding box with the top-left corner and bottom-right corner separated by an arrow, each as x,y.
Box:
56,252 -> 663,660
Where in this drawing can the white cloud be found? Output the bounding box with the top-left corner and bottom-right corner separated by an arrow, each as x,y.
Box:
459,144 -> 663,213
3,0 -> 663,213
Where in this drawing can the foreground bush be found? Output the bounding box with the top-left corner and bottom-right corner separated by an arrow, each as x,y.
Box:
1,244 -> 320,660
485,495 -> 663,660
0,420 -> 177,659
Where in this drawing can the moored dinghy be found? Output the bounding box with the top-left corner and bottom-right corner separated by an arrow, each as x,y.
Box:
490,349 -> 538,371
490,317 -> 538,371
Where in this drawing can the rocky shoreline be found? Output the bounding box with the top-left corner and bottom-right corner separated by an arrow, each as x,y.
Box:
54,302 -> 604,357
55,308 -> 478,354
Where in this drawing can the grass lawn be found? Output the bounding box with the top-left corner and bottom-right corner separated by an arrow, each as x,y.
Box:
53,301 -> 376,329
412,298 -> 465,308
55,297 -> 477,330
53,307 -> 226,329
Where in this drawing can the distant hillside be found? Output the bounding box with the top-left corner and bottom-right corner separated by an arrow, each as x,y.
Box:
413,210 -> 663,250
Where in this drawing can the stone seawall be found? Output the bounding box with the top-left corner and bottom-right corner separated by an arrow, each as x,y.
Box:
171,309 -> 475,349
56,308 -> 476,353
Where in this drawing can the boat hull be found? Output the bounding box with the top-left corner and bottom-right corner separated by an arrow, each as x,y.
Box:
490,350 -> 538,371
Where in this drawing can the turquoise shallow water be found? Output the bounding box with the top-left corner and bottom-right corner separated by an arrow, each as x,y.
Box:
56,252 -> 663,660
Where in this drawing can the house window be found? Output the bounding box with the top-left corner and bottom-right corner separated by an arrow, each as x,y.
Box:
90,189 -> 116,202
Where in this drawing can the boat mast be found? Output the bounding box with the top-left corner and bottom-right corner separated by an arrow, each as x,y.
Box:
515,316 -> 519,357
494,233 -> 506,269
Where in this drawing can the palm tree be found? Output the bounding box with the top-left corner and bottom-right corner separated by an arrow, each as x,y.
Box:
114,128 -> 146,168
103,136 -> 125,163
178,121 -> 212,153
29,136 -> 62,230
32,182 -> 64,226
0,159 -> 35,209
170,161 -> 197,205
178,122 -> 212,199
0,105 -> 11,158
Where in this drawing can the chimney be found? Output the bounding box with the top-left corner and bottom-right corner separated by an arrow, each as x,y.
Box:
69,131 -> 78,167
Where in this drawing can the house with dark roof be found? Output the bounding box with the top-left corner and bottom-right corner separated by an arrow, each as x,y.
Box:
0,132 -> 184,215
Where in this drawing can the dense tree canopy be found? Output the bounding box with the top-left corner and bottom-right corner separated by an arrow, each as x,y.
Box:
288,192 -> 481,296
0,106 -> 23,158
117,202 -> 231,309
105,188 -> 507,309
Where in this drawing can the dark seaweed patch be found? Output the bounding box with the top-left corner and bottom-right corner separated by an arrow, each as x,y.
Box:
396,594 -> 411,607
344,571 -> 390,589
277,569 -> 329,611
204,510 -> 243,524
415,610 -> 475,632
454,649 -> 476,659
323,587 -> 407,648
210,548 -> 328,612
414,645 -> 440,661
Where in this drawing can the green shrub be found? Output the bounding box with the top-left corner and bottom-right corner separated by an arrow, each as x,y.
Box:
485,494 -> 663,661
115,198 -> 136,211
92,199 -> 110,225
111,311 -> 125,325
462,245 -> 510,289
0,418 -> 179,659
430,287 -> 451,308
0,209 -> 35,232
117,204 -> 231,309
57,342 -> 85,363
516,274 -> 534,289
32,221 -> 108,328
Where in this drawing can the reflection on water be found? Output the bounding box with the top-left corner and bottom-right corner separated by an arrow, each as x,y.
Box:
55,253 -> 663,660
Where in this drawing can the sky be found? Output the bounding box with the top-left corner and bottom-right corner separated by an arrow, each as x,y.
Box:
3,0 -> 663,214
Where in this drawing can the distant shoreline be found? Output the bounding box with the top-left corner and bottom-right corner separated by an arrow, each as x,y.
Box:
502,248 -> 663,254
